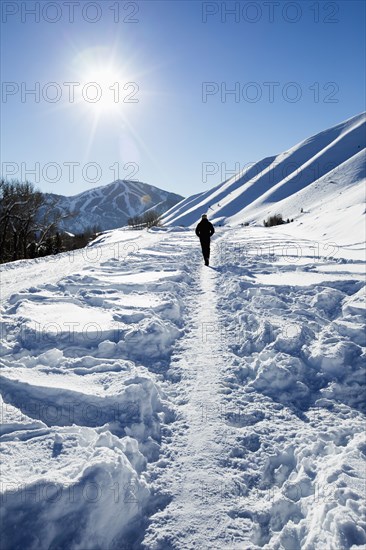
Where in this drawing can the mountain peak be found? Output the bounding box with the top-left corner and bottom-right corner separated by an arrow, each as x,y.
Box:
45,180 -> 183,233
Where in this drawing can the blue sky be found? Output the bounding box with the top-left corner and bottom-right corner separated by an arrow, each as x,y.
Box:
1,0 -> 365,198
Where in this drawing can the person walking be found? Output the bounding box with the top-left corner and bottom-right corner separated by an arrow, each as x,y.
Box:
195,214 -> 215,266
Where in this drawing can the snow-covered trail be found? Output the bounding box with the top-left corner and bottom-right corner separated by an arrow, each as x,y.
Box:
0,226 -> 365,550
144,254 -> 234,548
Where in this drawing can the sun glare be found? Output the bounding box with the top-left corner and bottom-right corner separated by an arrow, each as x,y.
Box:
70,48 -> 134,118
66,46 -> 153,166
80,64 -> 124,115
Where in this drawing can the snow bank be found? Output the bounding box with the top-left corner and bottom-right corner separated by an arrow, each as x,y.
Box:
0,365 -> 164,449
0,427 -> 150,550
118,316 -> 181,361
0,230 -> 199,549
214,226 -> 365,548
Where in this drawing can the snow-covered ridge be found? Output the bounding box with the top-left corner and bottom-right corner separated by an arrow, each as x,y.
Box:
162,113 -> 366,243
45,179 -> 183,234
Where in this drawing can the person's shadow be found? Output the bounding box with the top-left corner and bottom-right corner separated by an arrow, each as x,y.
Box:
52,441 -> 63,458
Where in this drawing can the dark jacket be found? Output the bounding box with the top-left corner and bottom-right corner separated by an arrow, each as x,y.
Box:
195,219 -> 215,241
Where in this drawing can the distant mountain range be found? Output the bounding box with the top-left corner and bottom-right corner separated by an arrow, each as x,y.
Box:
45,180 -> 183,234
162,112 -> 365,241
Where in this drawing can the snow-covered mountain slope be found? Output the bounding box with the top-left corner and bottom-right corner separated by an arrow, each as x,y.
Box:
162,113 -> 366,244
45,179 -> 183,234
0,225 -> 365,549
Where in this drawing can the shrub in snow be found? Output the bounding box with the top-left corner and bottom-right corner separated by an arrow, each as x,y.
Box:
264,214 -> 284,227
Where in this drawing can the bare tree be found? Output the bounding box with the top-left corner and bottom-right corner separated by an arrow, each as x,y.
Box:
0,180 -> 71,263
142,209 -> 161,228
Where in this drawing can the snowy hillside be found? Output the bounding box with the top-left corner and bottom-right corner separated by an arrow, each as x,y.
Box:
1,220 -> 365,548
162,113 -> 366,245
45,180 -> 183,233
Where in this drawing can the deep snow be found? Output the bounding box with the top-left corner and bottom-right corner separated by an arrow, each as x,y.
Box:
1,222 -> 365,549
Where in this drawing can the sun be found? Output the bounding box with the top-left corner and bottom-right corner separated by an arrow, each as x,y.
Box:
80,64 -> 124,115
65,46 -> 152,164
70,48 -> 132,118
